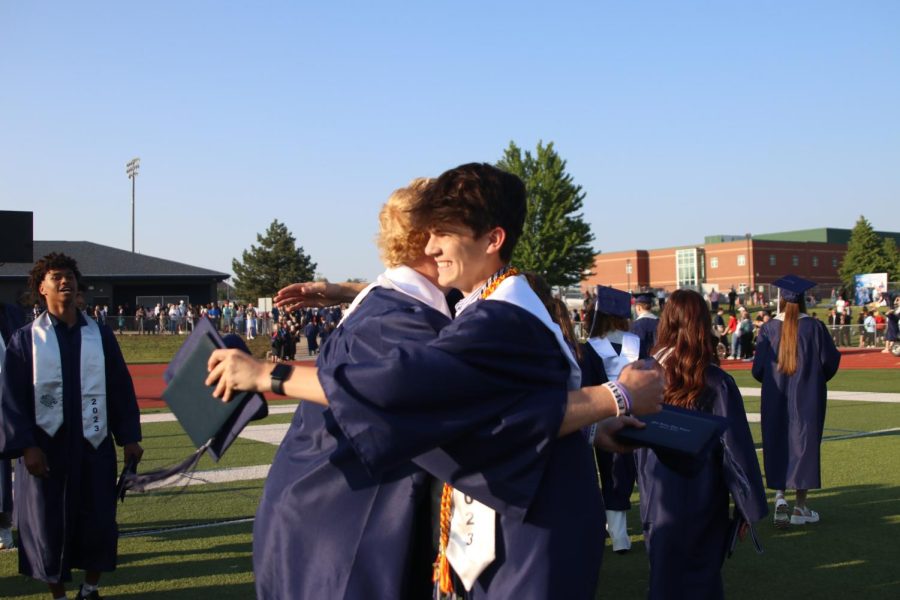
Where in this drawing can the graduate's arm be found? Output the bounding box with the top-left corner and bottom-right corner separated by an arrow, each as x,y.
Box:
818,321 -> 841,381
206,349 -> 328,405
719,374 -> 768,523
101,326 -> 142,446
558,359 -> 665,437
0,331 -> 39,457
274,280 -> 366,310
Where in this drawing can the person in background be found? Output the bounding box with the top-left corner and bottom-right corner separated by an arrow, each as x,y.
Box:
579,286 -> 642,554
752,275 -> 840,528
724,310 -> 738,359
863,310 -> 876,348
630,293 -> 659,359
0,253 -> 143,600
636,289 -> 767,599
884,299 -> 900,354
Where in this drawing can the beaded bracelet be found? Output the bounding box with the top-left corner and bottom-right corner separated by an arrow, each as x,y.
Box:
602,381 -> 631,416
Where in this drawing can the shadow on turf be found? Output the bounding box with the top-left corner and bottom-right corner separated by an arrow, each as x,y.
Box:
596,483 -> 900,599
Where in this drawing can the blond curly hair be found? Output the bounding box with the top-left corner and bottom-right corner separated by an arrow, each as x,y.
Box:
377,178 -> 433,267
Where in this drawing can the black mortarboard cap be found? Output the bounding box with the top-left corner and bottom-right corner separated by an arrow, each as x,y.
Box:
772,274 -> 815,303
594,285 -> 632,318
633,292 -> 654,306
124,320 -> 268,492
163,317 -> 268,461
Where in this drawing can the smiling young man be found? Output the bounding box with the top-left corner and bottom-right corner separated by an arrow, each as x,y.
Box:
0,253 -> 143,600
208,163 -> 663,598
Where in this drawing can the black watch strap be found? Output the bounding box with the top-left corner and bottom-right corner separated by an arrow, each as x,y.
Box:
270,363 -> 294,396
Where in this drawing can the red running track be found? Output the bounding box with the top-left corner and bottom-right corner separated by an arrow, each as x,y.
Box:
131,349 -> 896,410
130,361 -> 315,410
718,347 -> 900,371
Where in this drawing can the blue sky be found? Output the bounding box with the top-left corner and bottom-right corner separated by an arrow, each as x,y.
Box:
2,1 -> 898,282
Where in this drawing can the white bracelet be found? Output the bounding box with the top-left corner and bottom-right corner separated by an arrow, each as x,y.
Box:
602,381 -> 630,416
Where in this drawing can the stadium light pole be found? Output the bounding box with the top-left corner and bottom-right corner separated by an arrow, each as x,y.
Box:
126,157 -> 140,253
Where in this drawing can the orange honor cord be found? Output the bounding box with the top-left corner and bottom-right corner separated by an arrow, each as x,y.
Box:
431,266 -> 518,597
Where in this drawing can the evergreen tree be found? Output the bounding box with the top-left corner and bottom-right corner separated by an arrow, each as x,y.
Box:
838,216 -> 893,290
232,219 -> 317,302
496,141 -> 595,287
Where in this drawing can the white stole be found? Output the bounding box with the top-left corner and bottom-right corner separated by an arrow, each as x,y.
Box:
32,311 -> 108,448
447,274 -> 581,591
588,331 -> 640,381
0,330 -> 6,375
337,266 -> 451,328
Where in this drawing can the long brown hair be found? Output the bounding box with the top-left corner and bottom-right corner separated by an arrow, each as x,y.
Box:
652,289 -> 717,410
523,272 -> 582,360
584,303 -> 630,339
777,297 -> 806,375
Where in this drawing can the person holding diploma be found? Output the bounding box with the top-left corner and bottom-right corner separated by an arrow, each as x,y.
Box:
752,275 -> 840,527
636,289 -> 767,600
0,253 -> 143,600
208,163 -> 665,599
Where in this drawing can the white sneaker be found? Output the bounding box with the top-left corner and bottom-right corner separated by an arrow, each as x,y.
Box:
0,527 -> 13,549
773,497 -> 790,529
790,506 -> 820,525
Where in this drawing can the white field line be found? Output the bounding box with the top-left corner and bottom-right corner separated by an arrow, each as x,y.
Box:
120,517 -> 255,538
738,388 -> 900,404
141,403 -> 299,424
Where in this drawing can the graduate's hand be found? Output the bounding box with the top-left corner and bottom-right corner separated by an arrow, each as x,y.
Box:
23,446 -> 49,478
124,442 -> 144,466
592,415 -> 645,453
206,348 -> 271,402
274,281 -> 332,310
618,359 -> 665,416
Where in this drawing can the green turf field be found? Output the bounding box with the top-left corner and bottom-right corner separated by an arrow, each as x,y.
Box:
2,372 -> 898,598
116,334 -> 277,363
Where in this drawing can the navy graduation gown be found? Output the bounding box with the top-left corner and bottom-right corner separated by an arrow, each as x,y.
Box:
320,299 -> 603,599
630,316 -> 659,359
578,341 -> 636,512
0,303 -> 26,514
635,366 -> 767,600
751,317 -> 840,490
0,312 -> 141,583
253,288 -> 451,600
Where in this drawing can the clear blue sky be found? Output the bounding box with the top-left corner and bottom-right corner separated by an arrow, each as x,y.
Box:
2,1 -> 898,282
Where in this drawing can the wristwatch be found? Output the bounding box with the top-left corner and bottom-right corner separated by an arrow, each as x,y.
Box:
270,363 -> 294,396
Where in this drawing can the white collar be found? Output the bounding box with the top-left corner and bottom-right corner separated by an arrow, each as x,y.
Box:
340,265 -> 451,326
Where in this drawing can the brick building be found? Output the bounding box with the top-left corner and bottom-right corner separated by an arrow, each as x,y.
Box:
582,228 -> 900,297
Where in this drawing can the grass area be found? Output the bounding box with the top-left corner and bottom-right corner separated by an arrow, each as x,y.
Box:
729,368 -> 900,393
116,334 -> 277,363
1,374 -> 898,598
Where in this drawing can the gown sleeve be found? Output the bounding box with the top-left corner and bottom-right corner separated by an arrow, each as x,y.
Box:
0,329 -> 38,456
750,323 -> 771,383
320,301 -> 569,479
718,372 -> 768,523
816,320 -> 841,381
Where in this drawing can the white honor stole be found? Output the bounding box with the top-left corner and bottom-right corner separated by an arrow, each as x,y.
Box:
588,330 -> 640,382
337,266 -> 452,329
447,275 -> 581,591
32,311 -> 108,448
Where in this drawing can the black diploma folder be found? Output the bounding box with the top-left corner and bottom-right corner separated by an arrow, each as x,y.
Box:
615,405 -> 729,474
162,333 -> 251,449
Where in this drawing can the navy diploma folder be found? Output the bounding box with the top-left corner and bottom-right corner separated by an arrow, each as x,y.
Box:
615,405 -> 728,458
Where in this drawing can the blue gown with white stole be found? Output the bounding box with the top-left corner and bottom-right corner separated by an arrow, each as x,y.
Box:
0,312 -> 141,583
319,276 -> 604,600
0,303 -> 27,516
751,316 -> 840,490
578,335 -> 639,512
634,365 -> 767,600
253,285 -> 451,599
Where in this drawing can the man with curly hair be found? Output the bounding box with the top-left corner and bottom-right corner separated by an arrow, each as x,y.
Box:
0,253 -> 143,600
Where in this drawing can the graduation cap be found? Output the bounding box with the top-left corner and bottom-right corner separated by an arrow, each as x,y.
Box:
633,292 -> 654,306
594,285 -> 632,318
123,318 -> 268,492
772,274 -> 815,303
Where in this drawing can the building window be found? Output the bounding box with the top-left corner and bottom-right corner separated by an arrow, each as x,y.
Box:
737,254 -> 746,266
738,283 -> 748,294
711,257 -> 719,269
676,248 -> 703,289
833,258 -> 838,268
792,255 -> 799,267
812,256 -> 819,268
769,254 -> 776,266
